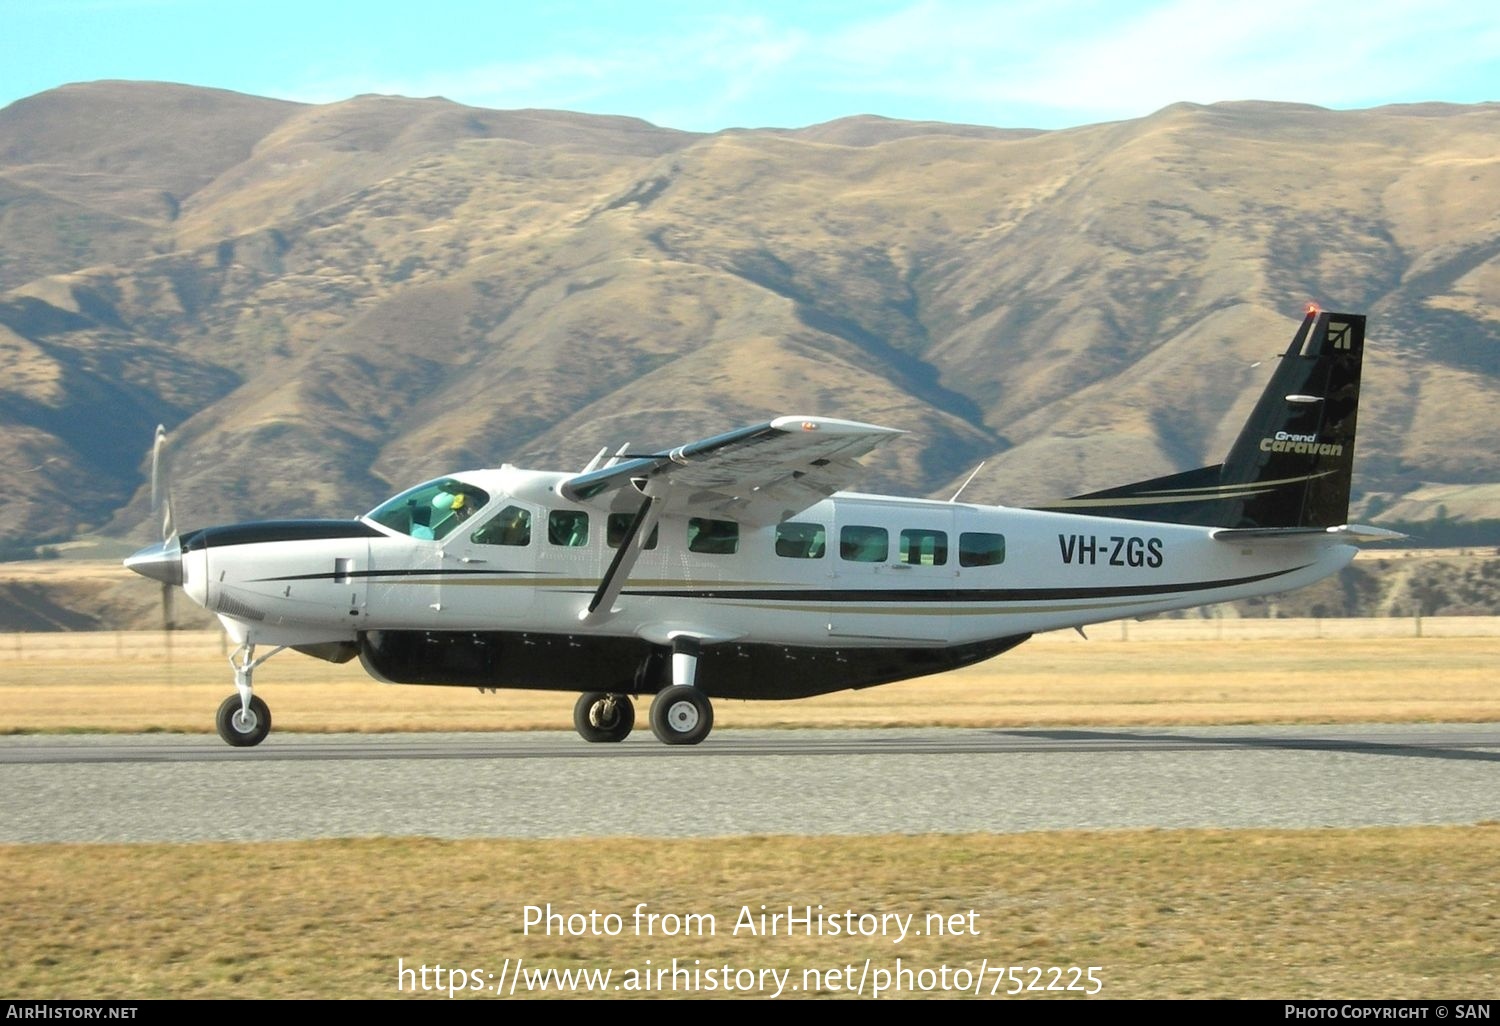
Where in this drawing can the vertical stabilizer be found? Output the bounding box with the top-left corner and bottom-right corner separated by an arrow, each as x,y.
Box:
1035,309 -> 1366,529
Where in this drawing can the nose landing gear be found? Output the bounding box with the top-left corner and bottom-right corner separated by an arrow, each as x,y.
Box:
214,641 -> 285,747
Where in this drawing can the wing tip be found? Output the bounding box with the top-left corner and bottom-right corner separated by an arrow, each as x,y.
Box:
769,415 -> 905,436
1339,524 -> 1408,543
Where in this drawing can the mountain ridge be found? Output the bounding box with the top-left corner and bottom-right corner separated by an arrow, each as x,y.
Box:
0,82 -> 1496,547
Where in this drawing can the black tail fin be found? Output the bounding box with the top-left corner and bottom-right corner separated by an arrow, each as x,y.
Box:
1036,308 -> 1365,529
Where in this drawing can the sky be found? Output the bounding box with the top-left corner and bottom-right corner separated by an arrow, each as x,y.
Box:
1,0 -> 1498,132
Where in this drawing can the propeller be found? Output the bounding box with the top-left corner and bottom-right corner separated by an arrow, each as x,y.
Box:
124,425 -> 188,661
123,427 -> 186,589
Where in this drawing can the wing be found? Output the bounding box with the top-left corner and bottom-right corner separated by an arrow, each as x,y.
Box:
560,415 -> 903,527
560,415 -> 903,624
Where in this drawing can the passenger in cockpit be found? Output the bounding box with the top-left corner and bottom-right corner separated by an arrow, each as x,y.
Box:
433,491 -> 475,530
409,490 -> 479,540
448,492 -> 477,523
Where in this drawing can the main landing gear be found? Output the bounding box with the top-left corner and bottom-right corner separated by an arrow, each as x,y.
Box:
215,641 -> 284,747
572,637 -> 715,746
648,685 -> 713,746
649,637 -> 712,745
573,691 -> 635,742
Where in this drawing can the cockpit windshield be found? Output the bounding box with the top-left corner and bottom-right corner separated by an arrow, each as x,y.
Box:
365,478 -> 491,541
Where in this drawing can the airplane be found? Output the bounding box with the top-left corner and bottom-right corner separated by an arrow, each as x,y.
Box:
124,305 -> 1398,748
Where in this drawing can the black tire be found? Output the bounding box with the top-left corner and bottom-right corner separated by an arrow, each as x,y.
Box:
216,694 -> 271,747
648,685 -> 713,746
573,691 -> 634,743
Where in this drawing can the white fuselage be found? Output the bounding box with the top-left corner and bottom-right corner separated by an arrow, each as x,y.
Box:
181,466 -> 1356,653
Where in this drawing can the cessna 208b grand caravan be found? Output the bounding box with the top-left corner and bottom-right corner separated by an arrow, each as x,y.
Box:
126,307 -> 1394,747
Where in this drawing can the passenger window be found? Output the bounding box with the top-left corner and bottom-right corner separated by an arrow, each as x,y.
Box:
472,505 -> 532,546
899,529 -> 947,566
840,525 -> 888,562
688,518 -> 739,554
775,522 -> 826,559
607,513 -> 659,550
959,532 -> 1006,567
548,510 -> 590,547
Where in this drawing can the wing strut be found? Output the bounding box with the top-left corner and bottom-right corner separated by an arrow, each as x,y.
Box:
580,491 -> 663,623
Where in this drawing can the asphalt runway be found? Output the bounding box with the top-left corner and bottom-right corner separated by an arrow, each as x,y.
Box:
1,724 -> 1497,843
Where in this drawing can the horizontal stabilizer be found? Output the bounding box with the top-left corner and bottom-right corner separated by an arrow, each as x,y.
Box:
1211,523 -> 1406,544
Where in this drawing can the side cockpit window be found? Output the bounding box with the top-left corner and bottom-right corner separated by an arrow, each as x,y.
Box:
472,505 -> 532,546
366,479 -> 490,541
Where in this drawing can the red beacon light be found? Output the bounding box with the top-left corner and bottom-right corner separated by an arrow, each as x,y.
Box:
1305,302 -> 1320,317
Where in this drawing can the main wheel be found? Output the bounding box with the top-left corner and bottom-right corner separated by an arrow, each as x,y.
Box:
216,694 -> 271,747
573,691 -> 634,743
649,685 -> 713,746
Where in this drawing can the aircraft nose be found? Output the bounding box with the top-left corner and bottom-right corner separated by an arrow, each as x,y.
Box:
124,539 -> 183,586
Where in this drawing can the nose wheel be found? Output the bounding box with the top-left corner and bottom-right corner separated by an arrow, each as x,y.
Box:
216,693 -> 271,747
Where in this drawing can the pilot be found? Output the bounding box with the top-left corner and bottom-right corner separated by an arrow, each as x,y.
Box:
493,506 -> 530,545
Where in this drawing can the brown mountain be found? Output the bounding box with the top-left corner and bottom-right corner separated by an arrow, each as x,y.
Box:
1,82 -> 1497,550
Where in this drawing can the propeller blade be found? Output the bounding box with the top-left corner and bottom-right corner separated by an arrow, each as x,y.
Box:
150,424 -> 176,544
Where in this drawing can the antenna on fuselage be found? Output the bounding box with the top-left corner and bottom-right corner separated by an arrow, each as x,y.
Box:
949,461 -> 986,503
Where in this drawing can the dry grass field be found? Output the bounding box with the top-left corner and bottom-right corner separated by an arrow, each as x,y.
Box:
3,624 -> 1497,734
4,622 -> 1496,1000
2,828 -> 1496,999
